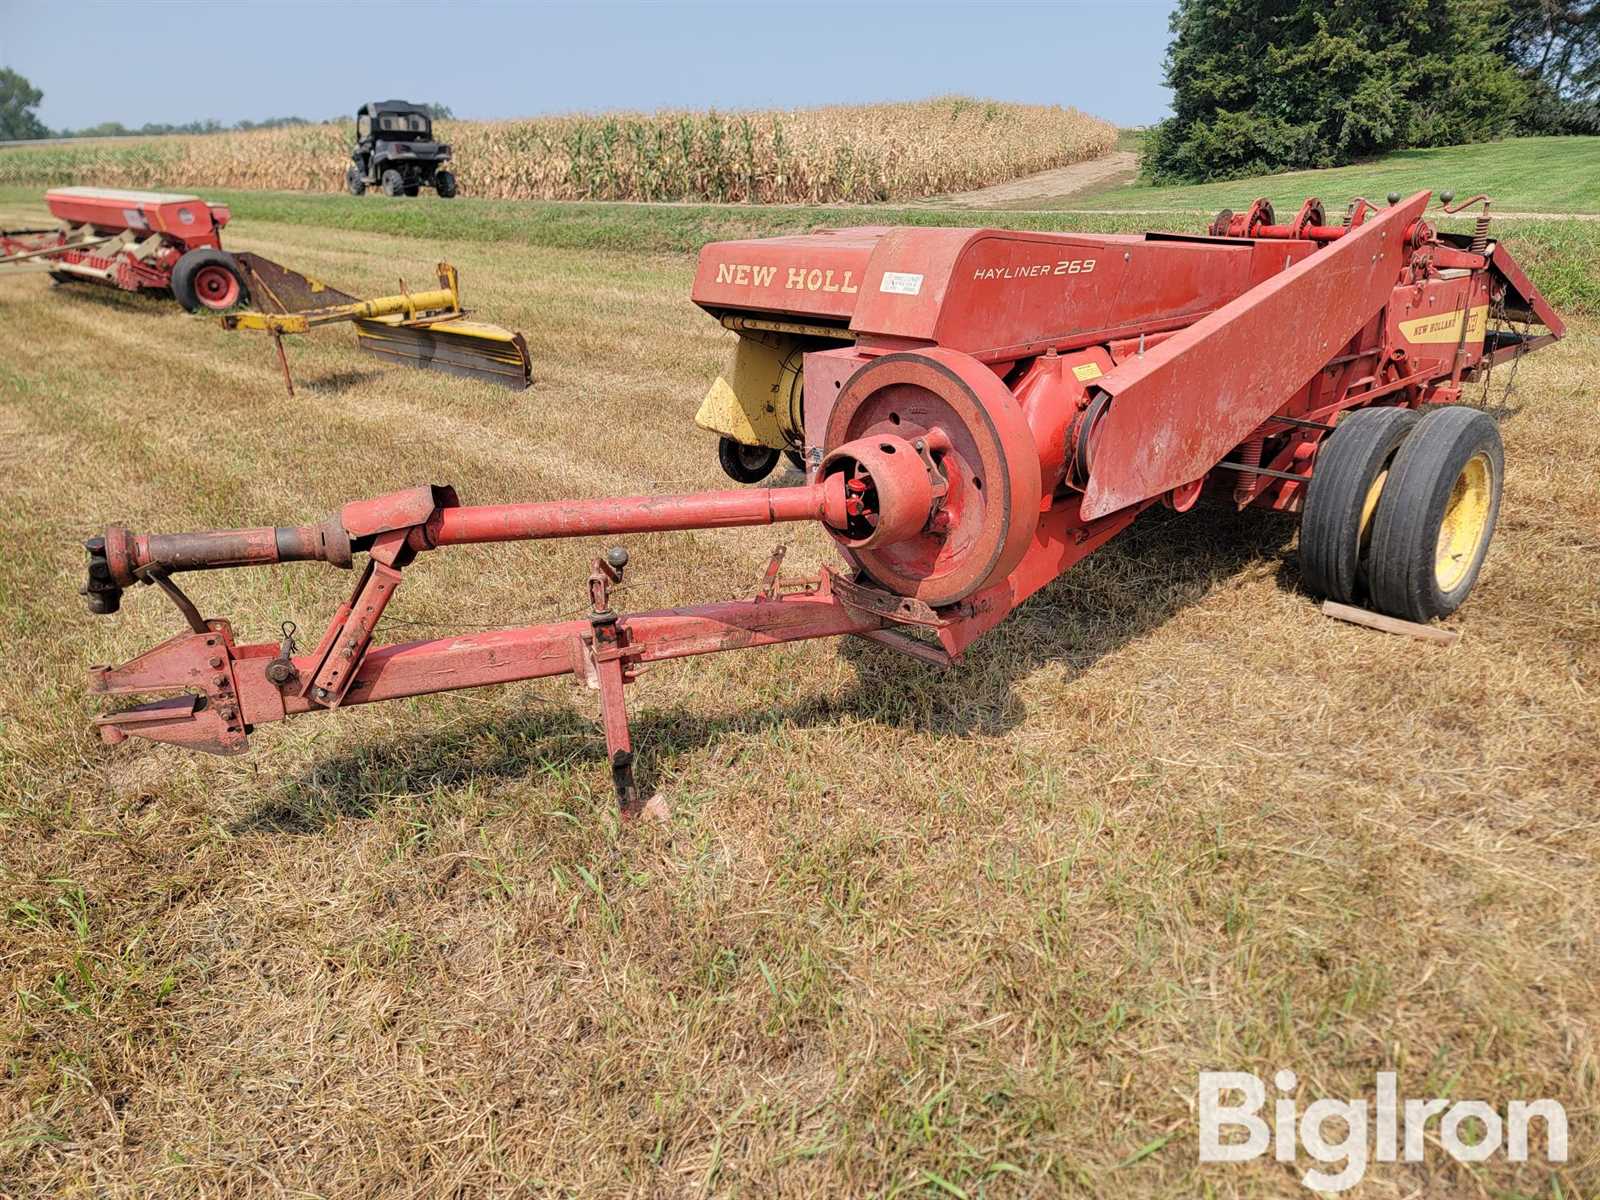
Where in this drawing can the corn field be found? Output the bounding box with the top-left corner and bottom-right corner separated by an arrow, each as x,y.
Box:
0,98 -> 1116,204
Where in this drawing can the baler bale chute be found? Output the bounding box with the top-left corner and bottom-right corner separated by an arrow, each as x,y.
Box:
77,190 -> 1564,815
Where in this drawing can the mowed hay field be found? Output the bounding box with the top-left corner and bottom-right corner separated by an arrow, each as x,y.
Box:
0,98 -> 1117,204
0,195 -> 1597,1198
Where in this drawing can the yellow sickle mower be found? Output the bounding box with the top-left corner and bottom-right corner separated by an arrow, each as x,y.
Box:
223,257 -> 532,396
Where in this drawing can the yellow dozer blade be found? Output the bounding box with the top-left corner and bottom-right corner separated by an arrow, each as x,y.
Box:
223,260 -> 532,394
354,315 -> 532,388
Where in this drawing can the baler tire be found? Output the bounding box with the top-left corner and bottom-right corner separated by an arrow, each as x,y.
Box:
346,167 -> 366,196
1367,406 -> 1503,622
171,249 -> 248,313
1299,406 -> 1419,604
435,170 -> 458,199
381,169 -> 405,197
783,448 -> 806,472
718,437 -> 780,484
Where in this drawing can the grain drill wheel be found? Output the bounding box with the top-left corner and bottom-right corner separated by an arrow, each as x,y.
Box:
171,248 -> 248,313
1299,406 -> 1419,603
718,437 -> 780,483
381,169 -> 405,197
822,347 -> 1040,608
1367,406 -> 1503,622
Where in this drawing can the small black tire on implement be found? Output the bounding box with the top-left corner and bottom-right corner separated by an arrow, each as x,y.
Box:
1367,406 -> 1503,622
718,437 -> 780,484
783,448 -> 807,473
346,167 -> 366,196
381,169 -> 405,197
171,248 -> 248,313
435,170 -> 458,198
1299,406 -> 1419,604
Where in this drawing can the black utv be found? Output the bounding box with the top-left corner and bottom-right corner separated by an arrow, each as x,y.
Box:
346,101 -> 458,198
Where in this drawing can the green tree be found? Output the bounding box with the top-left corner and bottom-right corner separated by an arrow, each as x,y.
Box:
1503,0 -> 1600,131
0,68 -> 48,140
1147,0 -> 1530,183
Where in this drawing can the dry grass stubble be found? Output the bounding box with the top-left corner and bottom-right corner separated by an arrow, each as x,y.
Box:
0,199 -> 1595,1196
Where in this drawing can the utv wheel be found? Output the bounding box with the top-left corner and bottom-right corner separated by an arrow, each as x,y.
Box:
718,437 -> 780,484
346,167 -> 366,196
435,169 -> 458,198
1299,406 -> 1419,603
1367,406 -> 1503,622
381,169 -> 405,197
171,248 -> 247,312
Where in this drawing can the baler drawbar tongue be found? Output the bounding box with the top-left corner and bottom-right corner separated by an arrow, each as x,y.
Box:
222,261 -> 532,395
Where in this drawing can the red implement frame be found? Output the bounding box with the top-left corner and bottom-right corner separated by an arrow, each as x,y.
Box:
79,190 -> 1567,816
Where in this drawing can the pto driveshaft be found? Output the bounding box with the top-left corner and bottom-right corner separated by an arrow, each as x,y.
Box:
82,469 -> 873,612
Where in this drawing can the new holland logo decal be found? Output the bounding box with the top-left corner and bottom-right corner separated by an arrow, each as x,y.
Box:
1398,304 -> 1488,345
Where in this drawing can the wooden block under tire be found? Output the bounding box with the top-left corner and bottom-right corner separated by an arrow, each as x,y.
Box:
1321,599 -> 1460,645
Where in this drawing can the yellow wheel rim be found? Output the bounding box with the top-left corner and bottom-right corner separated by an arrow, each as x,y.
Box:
1435,453 -> 1493,592
1358,467 -> 1389,553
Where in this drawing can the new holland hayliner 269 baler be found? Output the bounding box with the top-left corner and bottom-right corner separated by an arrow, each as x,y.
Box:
78,191 -> 1564,813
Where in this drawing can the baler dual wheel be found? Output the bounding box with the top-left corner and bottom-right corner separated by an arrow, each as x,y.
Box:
171,249 -> 248,313
381,170 -> 406,197
718,437 -> 781,483
1367,406 -> 1503,622
1300,406 -> 1418,604
435,170 -> 458,199
346,167 -> 366,196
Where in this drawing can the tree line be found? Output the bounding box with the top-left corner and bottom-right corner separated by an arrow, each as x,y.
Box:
0,74 -> 454,142
1148,0 -> 1599,182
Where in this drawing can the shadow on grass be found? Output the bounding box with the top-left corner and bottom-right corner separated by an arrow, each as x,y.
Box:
299,368 -> 384,394
51,279 -> 178,314
244,502 -> 1301,834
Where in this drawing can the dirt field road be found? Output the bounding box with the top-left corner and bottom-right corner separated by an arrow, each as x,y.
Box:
924,149 -> 1138,208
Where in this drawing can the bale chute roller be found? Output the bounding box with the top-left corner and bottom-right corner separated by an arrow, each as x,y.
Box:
77,190 -> 1566,814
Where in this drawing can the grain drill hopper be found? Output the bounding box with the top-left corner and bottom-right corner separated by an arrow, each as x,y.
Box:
78,191 -> 1563,814
1,187 -> 247,310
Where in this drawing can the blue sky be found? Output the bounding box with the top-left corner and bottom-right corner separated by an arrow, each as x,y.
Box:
0,0 -> 1175,131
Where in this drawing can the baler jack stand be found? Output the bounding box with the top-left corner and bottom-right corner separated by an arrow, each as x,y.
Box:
586,547 -> 645,817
